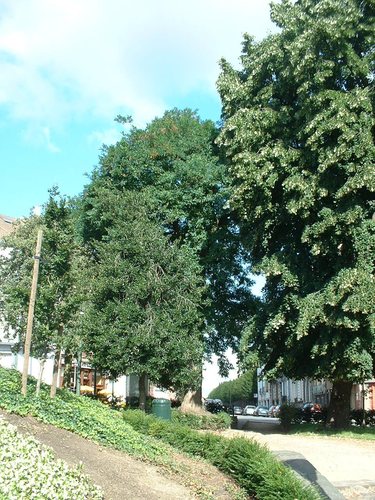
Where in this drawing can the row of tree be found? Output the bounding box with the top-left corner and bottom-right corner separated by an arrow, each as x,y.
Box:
0,0 -> 373,426
0,110 -> 254,406
208,370 -> 257,406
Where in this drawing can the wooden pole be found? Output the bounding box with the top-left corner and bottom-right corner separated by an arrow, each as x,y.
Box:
21,229 -> 43,396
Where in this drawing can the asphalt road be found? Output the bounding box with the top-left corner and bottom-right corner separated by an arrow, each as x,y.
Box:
234,414 -> 281,432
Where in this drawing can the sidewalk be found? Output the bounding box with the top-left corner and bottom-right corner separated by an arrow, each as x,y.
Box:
223,422 -> 375,499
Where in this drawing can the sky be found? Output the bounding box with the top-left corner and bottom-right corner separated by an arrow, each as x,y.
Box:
0,0 -> 273,394
0,0 -> 276,218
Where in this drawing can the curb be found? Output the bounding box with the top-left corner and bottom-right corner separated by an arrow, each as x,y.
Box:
273,450 -> 345,500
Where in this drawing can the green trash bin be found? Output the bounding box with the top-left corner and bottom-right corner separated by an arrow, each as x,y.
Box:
151,398 -> 171,420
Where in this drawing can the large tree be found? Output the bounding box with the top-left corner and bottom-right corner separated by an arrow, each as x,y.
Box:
81,190 -> 205,406
80,109 -> 255,385
217,0 -> 375,427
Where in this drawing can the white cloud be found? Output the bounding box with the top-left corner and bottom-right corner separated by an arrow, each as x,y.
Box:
0,0 -> 275,128
88,127 -> 122,147
22,124 -> 60,153
42,127 -> 60,153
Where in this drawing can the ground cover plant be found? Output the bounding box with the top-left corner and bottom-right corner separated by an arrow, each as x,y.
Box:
123,409 -> 322,500
0,368 -> 170,465
0,368 -> 250,499
0,416 -> 103,500
171,408 -> 231,430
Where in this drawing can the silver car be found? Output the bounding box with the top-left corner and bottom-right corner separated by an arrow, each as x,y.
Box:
242,405 -> 256,415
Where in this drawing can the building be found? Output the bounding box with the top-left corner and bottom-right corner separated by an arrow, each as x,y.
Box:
257,367 -> 374,411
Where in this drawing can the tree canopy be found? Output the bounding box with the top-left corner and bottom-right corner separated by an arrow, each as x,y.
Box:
81,189 -> 205,392
217,0 -> 374,423
80,109 -> 255,374
0,189 -> 81,362
208,369 -> 257,405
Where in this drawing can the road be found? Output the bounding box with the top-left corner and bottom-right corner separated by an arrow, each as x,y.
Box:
234,414 -> 280,432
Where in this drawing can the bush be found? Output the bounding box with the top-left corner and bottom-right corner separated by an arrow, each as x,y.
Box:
123,410 -> 321,499
350,409 -> 375,427
278,404 -> 301,432
171,409 -> 231,430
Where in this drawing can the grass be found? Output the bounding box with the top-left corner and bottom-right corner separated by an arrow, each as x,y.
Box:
289,422 -> 375,441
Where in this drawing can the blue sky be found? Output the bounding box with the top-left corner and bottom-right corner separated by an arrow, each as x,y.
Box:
0,0 -> 276,218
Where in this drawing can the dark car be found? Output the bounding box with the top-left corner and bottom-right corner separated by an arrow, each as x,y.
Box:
204,399 -> 224,414
301,402 -> 322,421
254,405 -> 269,417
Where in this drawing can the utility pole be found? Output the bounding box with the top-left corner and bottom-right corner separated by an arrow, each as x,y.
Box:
21,229 -> 43,396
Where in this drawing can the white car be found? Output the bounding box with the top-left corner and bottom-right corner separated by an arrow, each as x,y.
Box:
242,405 -> 256,415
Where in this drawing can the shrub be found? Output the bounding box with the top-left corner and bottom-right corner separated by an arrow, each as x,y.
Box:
350,409 -> 375,427
123,410 -> 321,499
171,409 -> 231,430
278,404 -> 301,432
0,367 -> 169,464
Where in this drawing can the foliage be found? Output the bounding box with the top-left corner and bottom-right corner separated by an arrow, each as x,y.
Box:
350,409 -> 375,427
79,109 -> 255,371
208,369 -> 257,404
0,189 -> 82,363
0,367 -> 170,464
217,0 -> 375,389
80,190 -> 205,392
278,404 -> 301,432
0,416 -> 103,500
122,409 -> 321,499
171,408 -> 231,430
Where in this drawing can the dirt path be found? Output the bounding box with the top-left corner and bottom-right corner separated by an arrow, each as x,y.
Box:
0,410 -> 245,500
222,426 -> 375,499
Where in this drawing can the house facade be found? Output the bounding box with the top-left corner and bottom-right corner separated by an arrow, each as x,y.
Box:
257,367 -> 374,410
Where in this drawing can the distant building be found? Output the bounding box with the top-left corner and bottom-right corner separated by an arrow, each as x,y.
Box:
257,368 -> 374,411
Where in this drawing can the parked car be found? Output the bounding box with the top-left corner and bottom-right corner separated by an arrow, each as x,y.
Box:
254,405 -> 269,417
242,405 -> 256,415
301,402 -> 322,421
231,406 -> 243,415
268,405 -> 280,418
204,399 -> 224,414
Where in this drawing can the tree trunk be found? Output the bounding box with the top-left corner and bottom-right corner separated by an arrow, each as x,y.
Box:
138,372 -> 148,411
327,380 -> 352,429
63,353 -> 73,388
180,386 -> 204,414
50,350 -> 61,398
36,358 -> 45,396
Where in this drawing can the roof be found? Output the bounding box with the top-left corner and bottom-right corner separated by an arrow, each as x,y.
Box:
0,214 -> 16,238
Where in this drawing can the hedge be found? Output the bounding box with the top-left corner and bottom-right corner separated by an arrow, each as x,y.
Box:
123,410 -> 321,500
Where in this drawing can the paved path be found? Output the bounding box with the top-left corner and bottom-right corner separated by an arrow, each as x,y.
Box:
225,418 -> 375,499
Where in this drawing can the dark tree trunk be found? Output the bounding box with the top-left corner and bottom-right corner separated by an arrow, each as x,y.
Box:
327,380 -> 352,429
63,353 -> 72,388
50,350 -> 61,399
138,372 -> 148,411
